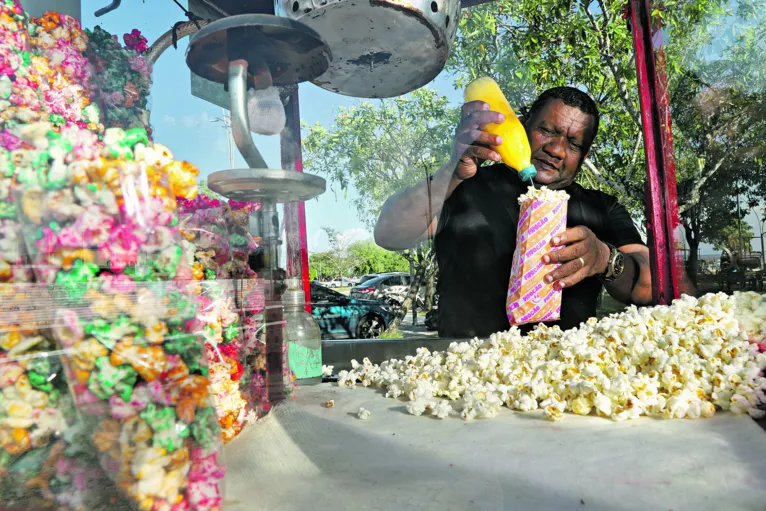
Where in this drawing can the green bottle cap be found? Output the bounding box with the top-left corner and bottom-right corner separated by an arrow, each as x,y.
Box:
519,165 -> 537,182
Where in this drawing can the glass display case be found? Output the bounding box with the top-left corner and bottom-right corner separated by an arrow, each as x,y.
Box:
2,0 -> 766,509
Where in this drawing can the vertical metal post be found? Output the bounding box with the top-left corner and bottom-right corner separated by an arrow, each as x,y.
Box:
628,0 -> 684,304
227,28 -> 285,403
281,88 -> 313,314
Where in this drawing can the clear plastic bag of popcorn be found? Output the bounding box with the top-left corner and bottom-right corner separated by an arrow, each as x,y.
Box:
0,327 -> 132,511
507,186 -> 569,326
222,201 -> 286,411
85,26 -> 152,138
178,195 -> 255,442
8,124 -> 225,511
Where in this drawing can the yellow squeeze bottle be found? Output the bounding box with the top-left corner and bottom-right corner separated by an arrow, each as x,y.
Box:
464,77 -> 537,182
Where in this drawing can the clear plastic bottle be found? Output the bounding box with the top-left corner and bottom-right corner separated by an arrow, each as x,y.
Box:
283,278 -> 323,385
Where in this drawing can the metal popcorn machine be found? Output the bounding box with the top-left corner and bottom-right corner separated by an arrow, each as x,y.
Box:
185,13 -> 329,401
273,0 -> 461,97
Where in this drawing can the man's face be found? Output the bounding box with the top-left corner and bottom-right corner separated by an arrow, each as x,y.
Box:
524,99 -> 595,190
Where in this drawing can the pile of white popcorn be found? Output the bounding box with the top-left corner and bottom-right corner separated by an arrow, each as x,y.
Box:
335,292 -> 766,422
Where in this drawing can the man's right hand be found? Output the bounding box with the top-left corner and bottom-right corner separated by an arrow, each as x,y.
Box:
452,101 -> 506,180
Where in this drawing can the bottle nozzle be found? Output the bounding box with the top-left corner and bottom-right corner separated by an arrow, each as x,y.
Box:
519,165 -> 537,182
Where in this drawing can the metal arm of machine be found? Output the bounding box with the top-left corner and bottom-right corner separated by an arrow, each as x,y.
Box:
94,0 -> 121,17
147,20 -> 210,63
228,60 -> 269,169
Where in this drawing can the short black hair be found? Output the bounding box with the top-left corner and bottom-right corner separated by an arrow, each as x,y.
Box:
526,87 -> 600,151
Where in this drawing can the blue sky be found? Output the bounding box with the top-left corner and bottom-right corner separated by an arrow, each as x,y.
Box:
79,0 -> 754,258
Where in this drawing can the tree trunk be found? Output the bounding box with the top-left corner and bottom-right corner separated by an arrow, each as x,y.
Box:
424,262 -> 438,311
385,248 -> 432,334
685,230 -> 700,288
682,207 -> 701,288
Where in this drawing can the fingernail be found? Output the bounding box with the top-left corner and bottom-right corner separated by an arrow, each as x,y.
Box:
559,282 -> 566,289
552,237 -> 560,244
496,136 -> 503,145
498,114 -> 506,122
492,152 -> 501,161
543,255 -> 550,263
545,276 -> 553,283
481,103 -> 490,110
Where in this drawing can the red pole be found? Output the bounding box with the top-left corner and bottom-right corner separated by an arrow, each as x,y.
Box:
628,0 -> 683,304
280,88 -> 313,313
649,15 -> 684,299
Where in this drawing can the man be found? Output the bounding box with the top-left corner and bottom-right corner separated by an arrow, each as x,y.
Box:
374,87 -> 653,338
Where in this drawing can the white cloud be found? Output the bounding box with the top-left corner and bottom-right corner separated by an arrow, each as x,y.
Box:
337,228 -> 370,246
161,114 -> 177,125
180,111 -> 211,128
309,227 -> 371,253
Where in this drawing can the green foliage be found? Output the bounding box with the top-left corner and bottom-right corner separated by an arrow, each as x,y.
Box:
308,251 -> 336,280
303,89 -> 458,228
711,222 -> 755,254
379,330 -> 404,340
348,240 -> 410,275
309,239 -> 409,279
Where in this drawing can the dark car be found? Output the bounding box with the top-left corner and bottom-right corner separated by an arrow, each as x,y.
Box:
310,283 -> 393,339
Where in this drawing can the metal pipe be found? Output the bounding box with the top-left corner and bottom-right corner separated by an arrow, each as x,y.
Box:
280,90 -> 313,313
228,60 -> 269,169
95,0 -> 121,17
146,20 -> 210,64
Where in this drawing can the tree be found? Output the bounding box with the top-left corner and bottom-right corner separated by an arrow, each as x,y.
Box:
319,227 -> 364,280
308,251 -> 335,280
303,88 -> 457,229
303,90 -> 452,333
711,223 -> 754,255
347,240 -> 410,275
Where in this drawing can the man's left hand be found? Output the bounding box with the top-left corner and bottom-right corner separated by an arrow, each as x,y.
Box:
543,226 -> 609,289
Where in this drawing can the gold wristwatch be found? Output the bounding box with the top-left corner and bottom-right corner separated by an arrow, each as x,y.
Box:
598,242 -> 625,283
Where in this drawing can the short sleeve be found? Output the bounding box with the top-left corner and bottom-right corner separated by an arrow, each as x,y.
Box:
604,197 -> 644,248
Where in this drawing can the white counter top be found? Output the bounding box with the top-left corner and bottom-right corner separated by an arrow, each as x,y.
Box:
223,384 -> 766,511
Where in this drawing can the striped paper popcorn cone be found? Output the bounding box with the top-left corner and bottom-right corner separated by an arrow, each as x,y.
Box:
507,187 -> 569,326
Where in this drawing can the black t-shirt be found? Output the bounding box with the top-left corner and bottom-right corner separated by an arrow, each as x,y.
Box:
434,164 -> 643,339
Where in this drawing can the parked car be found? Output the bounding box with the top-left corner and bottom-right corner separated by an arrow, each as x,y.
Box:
358,273 -> 381,285
340,277 -> 358,287
310,283 -> 393,339
350,273 -> 411,303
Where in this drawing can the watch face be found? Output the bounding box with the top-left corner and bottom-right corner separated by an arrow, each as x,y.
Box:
613,252 -> 625,278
